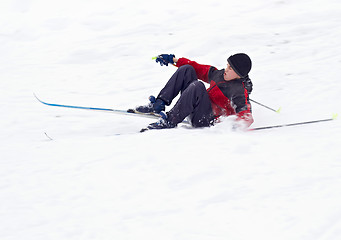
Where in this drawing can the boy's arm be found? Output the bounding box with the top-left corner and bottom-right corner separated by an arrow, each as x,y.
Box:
174,57 -> 216,83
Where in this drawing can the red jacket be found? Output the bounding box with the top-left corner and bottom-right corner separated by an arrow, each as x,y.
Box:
176,57 -> 254,127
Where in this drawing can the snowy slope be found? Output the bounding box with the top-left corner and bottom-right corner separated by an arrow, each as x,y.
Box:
1,0 -> 341,239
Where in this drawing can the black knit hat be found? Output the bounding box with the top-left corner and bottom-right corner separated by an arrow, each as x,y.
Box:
227,53 -> 252,78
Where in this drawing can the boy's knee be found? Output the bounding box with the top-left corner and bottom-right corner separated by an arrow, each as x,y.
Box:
190,81 -> 206,92
177,65 -> 196,75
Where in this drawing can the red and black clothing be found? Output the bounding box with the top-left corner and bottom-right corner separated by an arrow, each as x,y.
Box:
157,58 -> 254,128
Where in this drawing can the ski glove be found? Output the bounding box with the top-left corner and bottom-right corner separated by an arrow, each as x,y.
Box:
155,54 -> 175,66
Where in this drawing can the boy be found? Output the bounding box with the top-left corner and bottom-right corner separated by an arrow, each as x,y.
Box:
134,53 -> 253,132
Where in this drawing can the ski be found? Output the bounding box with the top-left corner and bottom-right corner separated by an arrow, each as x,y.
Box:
250,115 -> 337,131
34,94 -> 163,120
35,94 -> 336,131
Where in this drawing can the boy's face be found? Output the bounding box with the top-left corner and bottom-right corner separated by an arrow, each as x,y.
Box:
224,63 -> 240,81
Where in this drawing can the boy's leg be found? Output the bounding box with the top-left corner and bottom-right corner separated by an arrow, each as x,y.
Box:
167,81 -> 214,127
157,65 -> 198,105
135,65 -> 198,114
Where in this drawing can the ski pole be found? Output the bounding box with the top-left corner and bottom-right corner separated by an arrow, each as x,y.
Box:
250,99 -> 281,113
250,114 -> 338,131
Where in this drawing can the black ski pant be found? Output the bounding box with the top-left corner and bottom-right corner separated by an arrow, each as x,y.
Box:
157,65 -> 214,127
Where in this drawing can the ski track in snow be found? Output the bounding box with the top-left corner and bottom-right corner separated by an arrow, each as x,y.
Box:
1,0 -> 341,239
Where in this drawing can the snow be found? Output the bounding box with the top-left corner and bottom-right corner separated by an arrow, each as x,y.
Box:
1,0 -> 341,239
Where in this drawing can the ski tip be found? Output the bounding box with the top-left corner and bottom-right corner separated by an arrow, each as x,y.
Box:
44,132 -> 53,141
276,107 -> 282,113
140,127 -> 149,133
33,93 -> 43,103
332,113 -> 338,120
152,56 -> 157,60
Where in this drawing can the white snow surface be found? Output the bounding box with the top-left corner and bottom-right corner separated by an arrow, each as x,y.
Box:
1,0 -> 341,239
